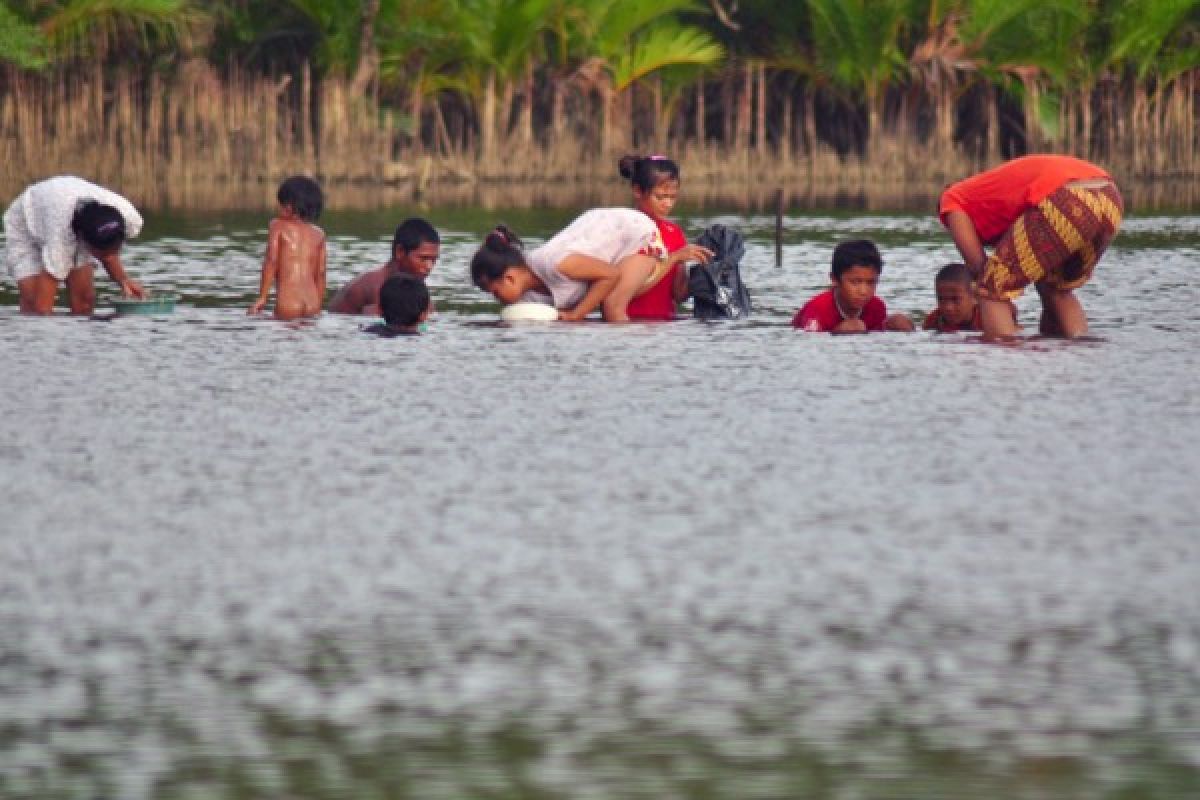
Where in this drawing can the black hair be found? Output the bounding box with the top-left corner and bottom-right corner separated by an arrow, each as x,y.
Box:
71,202 -> 126,252
379,273 -> 431,327
469,225 -> 526,290
831,239 -> 883,278
277,175 -> 324,221
935,262 -> 972,286
393,217 -> 441,254
618,154 -> 680,192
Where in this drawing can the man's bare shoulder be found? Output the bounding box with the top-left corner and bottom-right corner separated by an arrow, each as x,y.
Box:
328,264 -> 388,313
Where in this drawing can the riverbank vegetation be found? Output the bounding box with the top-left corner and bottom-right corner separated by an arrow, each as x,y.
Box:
1,0 -> 1197,205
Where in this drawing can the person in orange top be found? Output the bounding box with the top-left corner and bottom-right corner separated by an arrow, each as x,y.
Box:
939,155 -> 1123,339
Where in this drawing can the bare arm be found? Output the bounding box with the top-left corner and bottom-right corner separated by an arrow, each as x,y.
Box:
96,249 -> 145,298
943,210 -> 987,275
250,221 -> 282,314
668,243 -> 713,302
556,253 -> 619,321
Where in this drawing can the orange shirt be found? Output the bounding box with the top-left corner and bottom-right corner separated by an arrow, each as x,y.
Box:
939,155 -> 1111,244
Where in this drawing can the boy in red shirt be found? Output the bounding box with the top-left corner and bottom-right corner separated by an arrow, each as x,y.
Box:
792,240 -> 912,333
939,154 -> 1123,339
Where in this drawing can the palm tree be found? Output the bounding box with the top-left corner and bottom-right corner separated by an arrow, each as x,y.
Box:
570,0 -> 723,154
41,0 -> 206,62
1105,0 -> 1200,173
0,4 -> 48,70
804,0 -> 912,157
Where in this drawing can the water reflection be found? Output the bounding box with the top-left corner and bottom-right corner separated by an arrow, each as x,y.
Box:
1,211 -> 1199,799
2,176 -> 1198,215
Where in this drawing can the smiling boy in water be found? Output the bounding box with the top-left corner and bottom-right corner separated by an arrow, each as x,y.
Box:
792,239 -> 913,333
249,175 -> 327,320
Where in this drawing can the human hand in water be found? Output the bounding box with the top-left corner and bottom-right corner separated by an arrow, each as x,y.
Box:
248,298 -> 267,315
832,318 -> 868,334
119,279 -> 146,299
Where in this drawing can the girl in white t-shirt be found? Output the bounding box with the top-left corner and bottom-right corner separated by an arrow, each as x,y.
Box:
469,207 -> 668,322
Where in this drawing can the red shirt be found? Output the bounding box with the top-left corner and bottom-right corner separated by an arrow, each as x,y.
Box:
792,289 -> 887,332
627,217 -> 686,320
939,155 -> 1111,244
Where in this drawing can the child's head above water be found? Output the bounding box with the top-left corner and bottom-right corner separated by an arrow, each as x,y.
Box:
277,175 -> 324,221
933,262 -> 977,326
470,225 -> 530,305
379,273 -> 431,329
619,154 -> 680,220
830,239 -> 883,314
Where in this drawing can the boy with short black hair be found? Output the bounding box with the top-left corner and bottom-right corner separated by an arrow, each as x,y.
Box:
923,262 -> 1018,333
792,239 -> 912,333
364,273 -> 430,336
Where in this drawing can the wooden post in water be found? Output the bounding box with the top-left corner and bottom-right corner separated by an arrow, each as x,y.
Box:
774,187 -> 784,268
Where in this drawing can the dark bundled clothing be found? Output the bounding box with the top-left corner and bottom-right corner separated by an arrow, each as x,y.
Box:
689,224 -> 751,319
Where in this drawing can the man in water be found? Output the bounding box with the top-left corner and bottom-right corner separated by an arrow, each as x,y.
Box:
328,217 -> 440,315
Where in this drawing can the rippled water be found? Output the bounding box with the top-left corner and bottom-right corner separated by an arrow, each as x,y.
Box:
2,208 -> 1199,799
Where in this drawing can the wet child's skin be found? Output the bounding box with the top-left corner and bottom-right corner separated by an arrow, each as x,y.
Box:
250,205 -> 326,320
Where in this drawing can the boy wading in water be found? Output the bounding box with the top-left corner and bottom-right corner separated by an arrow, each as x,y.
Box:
249,176 -> 327,320
939,155 -> 1123,340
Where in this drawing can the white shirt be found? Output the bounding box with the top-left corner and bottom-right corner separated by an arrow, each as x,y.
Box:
523,208 -> 661,309
4,176 -> 143,280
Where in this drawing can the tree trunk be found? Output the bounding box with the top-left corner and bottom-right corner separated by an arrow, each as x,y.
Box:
651,75 -> 664,147
480,68 -> 496,164
780,89 -> 792,161
755,61 -> 767,156
520,61 -> 534,150
411,68 -> 424,157
694,76 -> 705,148
735,61 -> 752,152
349,0 -> 380,98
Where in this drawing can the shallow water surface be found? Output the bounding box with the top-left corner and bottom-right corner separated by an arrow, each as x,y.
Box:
1,209 -> 1199,799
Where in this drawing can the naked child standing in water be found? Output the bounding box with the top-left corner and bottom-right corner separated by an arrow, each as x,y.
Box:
249,176 -> 327,320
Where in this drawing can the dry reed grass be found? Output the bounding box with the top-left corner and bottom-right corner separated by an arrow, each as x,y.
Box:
1,66 -> 1197,211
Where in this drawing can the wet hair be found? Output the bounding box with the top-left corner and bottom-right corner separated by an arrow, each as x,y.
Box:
618,154 -> 680,192
469,225 -> 526,290
831,239 -> 883,278
935,262 -> 972,286
71,202 -> 126,252
393,217 -> 440,254
277,175 -> 324,221
379,273 -> 430,327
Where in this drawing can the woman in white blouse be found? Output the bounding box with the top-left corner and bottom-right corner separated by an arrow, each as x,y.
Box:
3,175 -> 145,314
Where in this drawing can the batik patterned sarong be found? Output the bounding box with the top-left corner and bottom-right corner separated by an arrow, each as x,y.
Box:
979,183 -> 1123,300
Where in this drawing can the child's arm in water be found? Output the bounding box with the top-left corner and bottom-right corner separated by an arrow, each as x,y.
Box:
249,219 -> 283,315
555,254 -> 619,321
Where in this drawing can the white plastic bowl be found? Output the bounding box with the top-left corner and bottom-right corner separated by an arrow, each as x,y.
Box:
500,302 -> 559,322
